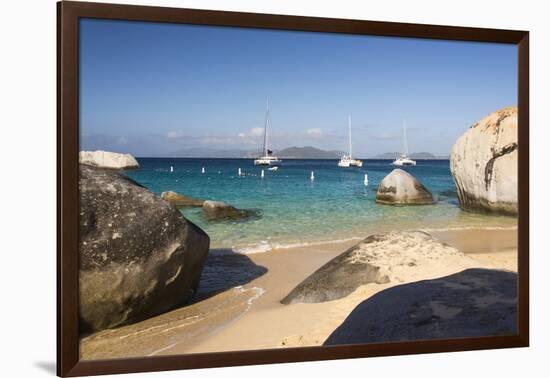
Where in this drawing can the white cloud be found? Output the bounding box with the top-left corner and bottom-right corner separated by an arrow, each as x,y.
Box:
250,127 -> 264,137
165,130 -> 186,139
238,127 -> 264,138
235,127 -> 265,145
306,128 -> 323,136
201,135 -> 236,145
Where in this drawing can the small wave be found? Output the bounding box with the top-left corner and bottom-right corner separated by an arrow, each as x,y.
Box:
229,236 -> 363,255
214,225 -> 517,255
230,241 -> 273,254
233,286 -> 266,307
421,225 -> 518,232
145,286 -> 265,357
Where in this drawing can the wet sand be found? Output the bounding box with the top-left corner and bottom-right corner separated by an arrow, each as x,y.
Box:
80,227 -> 517,359
431,228 -> 517,254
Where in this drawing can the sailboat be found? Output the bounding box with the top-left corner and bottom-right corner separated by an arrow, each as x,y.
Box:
254,98 -> 282,166
392,120 -> 416,166
337,115 -> 363,167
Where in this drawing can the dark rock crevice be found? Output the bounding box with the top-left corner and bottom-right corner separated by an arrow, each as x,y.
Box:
484,142 -> 518,190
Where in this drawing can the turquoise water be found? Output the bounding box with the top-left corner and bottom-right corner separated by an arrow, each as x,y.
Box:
124,158 -> 517,252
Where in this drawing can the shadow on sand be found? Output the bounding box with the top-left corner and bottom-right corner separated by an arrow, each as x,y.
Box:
192,248 -> 268,302
324,268 -> 517,345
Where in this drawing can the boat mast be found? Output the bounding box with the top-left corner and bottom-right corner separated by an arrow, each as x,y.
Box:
262,97 -> 269,156
348,115 -> 352,158
403,119 -> 409,157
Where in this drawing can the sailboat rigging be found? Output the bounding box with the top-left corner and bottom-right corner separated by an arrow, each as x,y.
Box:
337,115 -> 363,167
254,97 -> 282,166
392,120 -> 416,166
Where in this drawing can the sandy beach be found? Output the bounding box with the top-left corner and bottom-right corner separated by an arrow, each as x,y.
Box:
80,226 -> 517,359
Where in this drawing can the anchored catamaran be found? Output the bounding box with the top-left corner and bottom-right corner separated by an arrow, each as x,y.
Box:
254,98 -> 282,166
392,120 -> 416,166
337,115 -> 363,167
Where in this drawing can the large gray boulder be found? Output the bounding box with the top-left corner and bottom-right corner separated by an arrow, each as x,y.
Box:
324,268 -> 517,345
281,231 -> 473,305
202,200 -> 259,222
450,107 -> 518,215
376,169 -> 434,205
80,150 -> 139,170
79,165 -> 210,332
161,191 -> 205,207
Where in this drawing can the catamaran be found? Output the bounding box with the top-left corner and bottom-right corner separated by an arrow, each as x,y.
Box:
254,98 -> 282,166
337,115 -> 363,167
392,120 -> 416,166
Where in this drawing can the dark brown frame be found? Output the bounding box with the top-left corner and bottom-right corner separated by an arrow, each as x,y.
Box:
57,1 -> 529,376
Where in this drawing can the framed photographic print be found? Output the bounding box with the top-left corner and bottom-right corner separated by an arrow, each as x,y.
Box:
57,1 -> 529,376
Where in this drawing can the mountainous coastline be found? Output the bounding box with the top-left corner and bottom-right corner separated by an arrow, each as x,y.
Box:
167,146 -> 345,159
165,147 -> 447,159
166,148 -> 253,158
373,152 -> 449,160
277,146 -> 345,159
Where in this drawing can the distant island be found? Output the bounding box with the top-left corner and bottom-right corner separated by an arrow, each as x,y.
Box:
166,147 -> 250,158
166,146 -> 345,159
164,147 -> 448,160
277,146 -> 345,159
373,152 -> 449,160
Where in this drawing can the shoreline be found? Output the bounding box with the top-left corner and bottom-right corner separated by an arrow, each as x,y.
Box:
80,226 -> 517,360
210,224 -> 518,255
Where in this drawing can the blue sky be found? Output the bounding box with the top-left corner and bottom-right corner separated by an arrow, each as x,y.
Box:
79,18 -> 517,158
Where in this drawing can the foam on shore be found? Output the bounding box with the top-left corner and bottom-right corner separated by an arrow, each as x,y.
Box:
228,236 -> 364,255
216,225 -> 518,255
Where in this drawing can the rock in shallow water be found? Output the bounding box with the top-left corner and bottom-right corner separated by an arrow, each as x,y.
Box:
324,268 -> 517,345
202,200 -> 259,222
450,107 -> 518,215
376,169 -> 434,205
79,165 -> 210,333
161,190 -> 205,207
79,150 -> 139,169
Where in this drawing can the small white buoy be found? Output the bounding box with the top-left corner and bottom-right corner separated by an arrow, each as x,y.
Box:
201,167 -> 205,174
238,168 -> 242,176
364,173 -> 369,186
310,171 -> 315,181
261,169 -> 265,178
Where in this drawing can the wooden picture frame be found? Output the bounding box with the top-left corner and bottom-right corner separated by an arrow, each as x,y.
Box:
57,1 -> 529,376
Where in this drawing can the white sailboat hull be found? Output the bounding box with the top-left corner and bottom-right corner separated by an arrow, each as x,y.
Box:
338,156 -> 362,167
254,156 -> 282,166
392,157 -> 416,166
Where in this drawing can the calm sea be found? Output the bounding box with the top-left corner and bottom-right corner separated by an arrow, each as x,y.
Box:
124,158 -> 516,253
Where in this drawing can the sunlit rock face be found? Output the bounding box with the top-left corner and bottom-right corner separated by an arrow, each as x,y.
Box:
375,169 -> 434,205
79,150 -> 139,170
450,107 -> 518,215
